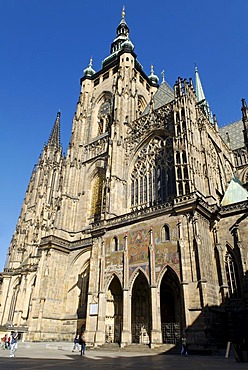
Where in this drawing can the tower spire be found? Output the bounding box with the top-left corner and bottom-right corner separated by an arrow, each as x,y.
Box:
194,64 -> 213,123
48,111 -> 61,149
195,64 -> 206,103
110,7 -> 130,54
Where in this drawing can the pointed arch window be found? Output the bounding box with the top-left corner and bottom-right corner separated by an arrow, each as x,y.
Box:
77,266 -> 89,319
97,100 -> 111,136
130,137 -> 175,208
225,248 -> 241,298
8,279 -> 21,323
90,171 -> 104,220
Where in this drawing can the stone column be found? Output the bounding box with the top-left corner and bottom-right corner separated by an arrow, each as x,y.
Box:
85,239 -> 102,345
192,213 -> 207,308
215,243 -> 229,299
121,234 -> 132,347
149,227 -> 162,347
95,240 -> 106,345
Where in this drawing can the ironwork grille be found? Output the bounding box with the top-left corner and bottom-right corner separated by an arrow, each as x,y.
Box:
161,322 -> 180,344
131,323 -> 150,344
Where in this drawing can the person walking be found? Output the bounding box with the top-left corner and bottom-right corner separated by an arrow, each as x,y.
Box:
180,337 -> 188,356
1,334 -> 7,349
7,335 -> 11,349
79,333 -> 86,356
72,334 -> 80,352
9,330 -> 18,357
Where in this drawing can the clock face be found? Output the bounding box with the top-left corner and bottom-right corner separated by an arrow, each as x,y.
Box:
100,101 -> 111,116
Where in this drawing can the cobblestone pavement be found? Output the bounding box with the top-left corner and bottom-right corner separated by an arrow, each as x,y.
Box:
0,343 -> 247,370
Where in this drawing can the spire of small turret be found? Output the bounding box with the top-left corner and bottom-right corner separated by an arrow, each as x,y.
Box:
48,111 -> 61,149
194,64 -> 213,123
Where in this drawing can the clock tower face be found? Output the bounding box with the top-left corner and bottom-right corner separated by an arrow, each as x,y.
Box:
99,101 -> 111,116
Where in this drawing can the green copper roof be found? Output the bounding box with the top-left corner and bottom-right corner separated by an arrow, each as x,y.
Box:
194,65 -> 213,123
195,65 -> 206,102
221,177 -> 248,206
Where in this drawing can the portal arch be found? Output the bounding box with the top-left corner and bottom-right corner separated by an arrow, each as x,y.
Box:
105,275 -> 123,343
159,266 -> 182,343
131,270 -> 151,344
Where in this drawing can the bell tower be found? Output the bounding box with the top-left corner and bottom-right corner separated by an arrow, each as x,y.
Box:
56,8 -> 158,232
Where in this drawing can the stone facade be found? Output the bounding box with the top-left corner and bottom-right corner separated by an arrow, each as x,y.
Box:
0,10 -> 248,351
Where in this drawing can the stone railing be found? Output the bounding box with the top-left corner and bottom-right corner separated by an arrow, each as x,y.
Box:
83,133 -> 108,161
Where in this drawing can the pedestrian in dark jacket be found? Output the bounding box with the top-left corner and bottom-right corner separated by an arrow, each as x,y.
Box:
79,333 -> 86,355
181,337 -> 188,356
72,334 -> 80,352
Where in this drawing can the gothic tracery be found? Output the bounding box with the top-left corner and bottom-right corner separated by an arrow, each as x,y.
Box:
131,136 -> 174,207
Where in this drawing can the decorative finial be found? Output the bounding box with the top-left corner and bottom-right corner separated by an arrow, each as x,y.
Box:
122,5 -> 125,19
150,64 -> 154,75
161,70 -> 165,83
89,57 -> 93,67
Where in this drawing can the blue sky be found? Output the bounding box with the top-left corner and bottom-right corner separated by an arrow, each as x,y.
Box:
0,0 -> 247,270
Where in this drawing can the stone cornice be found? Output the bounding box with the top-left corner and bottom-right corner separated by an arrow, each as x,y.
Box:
39,235 -> 93,252
220,200 -> 248,217
91,193 -> 222,233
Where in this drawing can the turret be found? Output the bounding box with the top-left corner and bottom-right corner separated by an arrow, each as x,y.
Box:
83,58 -> 95,78
47,111 -> 62,149
148,64 -> 159,86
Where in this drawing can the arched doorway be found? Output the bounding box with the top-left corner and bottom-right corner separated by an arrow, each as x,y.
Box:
160,267 -> 181,343
131,270 -> 151,344
77,266 -> 89,333
105,275 -> 123,344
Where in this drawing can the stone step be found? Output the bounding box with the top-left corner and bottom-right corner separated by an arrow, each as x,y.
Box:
94,342 -> 180,353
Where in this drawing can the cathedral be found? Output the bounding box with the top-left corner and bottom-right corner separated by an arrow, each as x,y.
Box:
0,9 -> 248,352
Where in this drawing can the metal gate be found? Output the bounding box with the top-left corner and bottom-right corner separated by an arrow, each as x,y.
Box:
161,322 -> 180,343
131,323 -> 150,344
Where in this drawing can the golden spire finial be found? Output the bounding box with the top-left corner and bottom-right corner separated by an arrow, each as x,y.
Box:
122,5 -> 125,19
